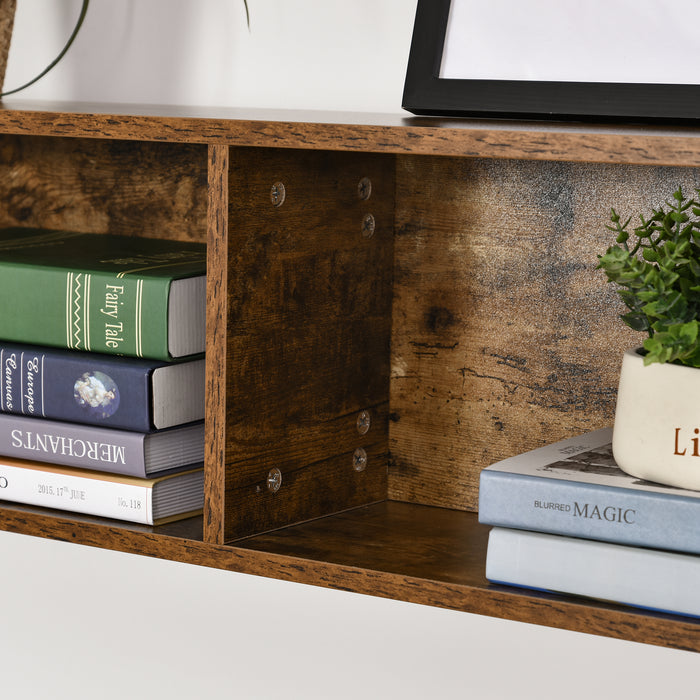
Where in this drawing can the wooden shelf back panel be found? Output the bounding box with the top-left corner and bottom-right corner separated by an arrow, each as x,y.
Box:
0,135 -> 207,241
389,155 -> 698,510
218,147 -> 395,541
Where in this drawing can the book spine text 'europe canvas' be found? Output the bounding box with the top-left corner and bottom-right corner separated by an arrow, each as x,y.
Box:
0,266 -> 171,360
479,470 -> 700,554
0,461 -> 154,524
0,344 -> 153,431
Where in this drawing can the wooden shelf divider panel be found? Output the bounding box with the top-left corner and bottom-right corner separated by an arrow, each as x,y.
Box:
218,147 -> 395,541
205,144 -> 231,544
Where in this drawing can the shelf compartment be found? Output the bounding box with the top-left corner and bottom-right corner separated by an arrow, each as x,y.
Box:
0,134 -> 207,242
389,153 -> 700,510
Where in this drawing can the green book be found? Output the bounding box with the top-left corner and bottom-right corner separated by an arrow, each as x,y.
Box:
0,228 -> 206,361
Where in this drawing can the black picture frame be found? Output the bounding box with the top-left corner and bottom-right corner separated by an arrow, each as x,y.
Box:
402,0 -> 700,123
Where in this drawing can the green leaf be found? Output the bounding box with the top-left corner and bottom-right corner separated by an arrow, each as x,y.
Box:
620,312 -> 650,332
599,188 -> 700,367
663,214 -> 674,234
642,336 -> 672,364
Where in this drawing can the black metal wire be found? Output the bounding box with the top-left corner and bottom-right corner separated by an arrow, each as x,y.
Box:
1,0 -> 89,97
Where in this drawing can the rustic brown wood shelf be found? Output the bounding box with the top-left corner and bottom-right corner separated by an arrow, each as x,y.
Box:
0,100 -> 699,652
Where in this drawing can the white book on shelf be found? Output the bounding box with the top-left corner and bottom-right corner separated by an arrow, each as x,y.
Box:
485,527 -> 700,619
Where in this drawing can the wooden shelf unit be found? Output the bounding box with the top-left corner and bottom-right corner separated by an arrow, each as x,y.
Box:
1,101 -> 699,652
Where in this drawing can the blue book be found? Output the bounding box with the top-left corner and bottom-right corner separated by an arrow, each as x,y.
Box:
486,528 -> 700,619
479,427 -> 700,555
0,343 -> 204,432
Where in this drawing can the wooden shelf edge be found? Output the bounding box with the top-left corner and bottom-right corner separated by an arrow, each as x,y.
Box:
0,501 -> 697,653
1,100 -> 700,165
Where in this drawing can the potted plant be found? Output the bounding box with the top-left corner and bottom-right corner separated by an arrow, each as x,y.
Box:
598,187 -> 700,490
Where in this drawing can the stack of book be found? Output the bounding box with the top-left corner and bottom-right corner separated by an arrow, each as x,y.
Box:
479,427 -> 700,618
0,227 -> 207,525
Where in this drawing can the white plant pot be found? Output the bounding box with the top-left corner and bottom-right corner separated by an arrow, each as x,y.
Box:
613,347 -> 700,491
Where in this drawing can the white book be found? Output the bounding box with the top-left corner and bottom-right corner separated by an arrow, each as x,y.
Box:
485,527 -> 700,618
0,457 -> 204,525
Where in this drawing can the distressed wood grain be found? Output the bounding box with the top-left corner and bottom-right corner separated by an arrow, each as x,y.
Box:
204,144 -> 230,544
2,101 -> 700,165
221,147 -> 395,540
389,155 -> 699,510
0,135 -> 207,240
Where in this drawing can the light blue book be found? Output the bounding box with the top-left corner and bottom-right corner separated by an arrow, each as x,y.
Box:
479,427 -> 700,555
486,527 -> 700,619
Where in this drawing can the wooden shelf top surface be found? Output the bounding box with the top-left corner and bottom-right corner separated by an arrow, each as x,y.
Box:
1,499 -> 698,652
2,99 -> 700,165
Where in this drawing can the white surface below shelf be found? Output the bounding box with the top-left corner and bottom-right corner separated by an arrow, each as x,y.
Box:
0,530 -> 697,700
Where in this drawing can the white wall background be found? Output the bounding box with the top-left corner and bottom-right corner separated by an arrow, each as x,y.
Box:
4,0 -> 414,113
1,2 -> 699,698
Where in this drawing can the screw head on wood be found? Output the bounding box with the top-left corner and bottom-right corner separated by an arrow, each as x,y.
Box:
267,468 -> 282,492
353,447 -> 368,472
361,213 -> 376,238
358,177 -> 372,201
356,410 -> 371,435
270,181 -> 286,207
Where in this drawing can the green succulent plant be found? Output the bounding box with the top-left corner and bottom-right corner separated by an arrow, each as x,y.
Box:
598,188 -> 700,367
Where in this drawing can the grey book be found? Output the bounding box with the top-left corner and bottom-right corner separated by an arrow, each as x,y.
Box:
0,413 -> 204,477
